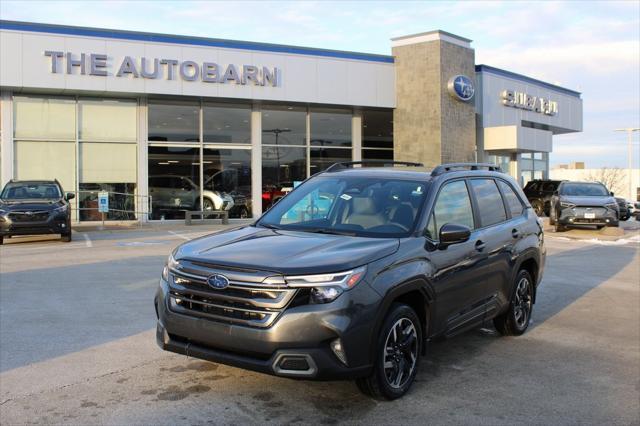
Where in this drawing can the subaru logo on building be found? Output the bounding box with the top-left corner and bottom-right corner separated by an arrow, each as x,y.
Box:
207,274 -> 230,290
448,75 -> 475,102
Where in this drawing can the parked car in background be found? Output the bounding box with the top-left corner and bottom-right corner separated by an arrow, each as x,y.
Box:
204,169 -> 252,219
523,179 -> 564,217
549,181 -> 619,231
149,175 -> 234,220
615,197 -> 631,221
155,162 -> 545,400
0,179 -> 74,244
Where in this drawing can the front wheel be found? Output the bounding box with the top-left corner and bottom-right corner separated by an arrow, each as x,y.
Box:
356,304 -> 422,400
532,200 -> 544,217
61,232 -> 72,243
494,270 -> 533,336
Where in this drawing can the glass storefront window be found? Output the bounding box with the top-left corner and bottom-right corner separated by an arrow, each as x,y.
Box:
203,103 -> 250,144
311,110 -> 351,147
262,146 -> 306,211
310,147 -> 351,173
148,146 -> 201,219
363,110 -> 393,148
78,142 -> 137,220
203,147 -> 252,218
148,101 -> 199,142
14,97 -> 75,140
486,154 -> 510,173
362,149 -> 393,163
79,99 -> 137,142
262,106 -> 307,146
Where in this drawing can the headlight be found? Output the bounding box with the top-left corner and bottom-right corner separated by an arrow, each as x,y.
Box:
560,201 -> 576,208
162,253 -> 179,282
604,203 -> 618,209
278,266 -> 367,304
53,204 -> 68,213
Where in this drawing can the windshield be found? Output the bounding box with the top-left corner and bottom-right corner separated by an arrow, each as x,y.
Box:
561,183 -> 609,196
1,182 -> 62,200
258,176 -> 429,238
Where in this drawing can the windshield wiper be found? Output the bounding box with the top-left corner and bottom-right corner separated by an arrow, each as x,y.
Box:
305,228 -> 357,236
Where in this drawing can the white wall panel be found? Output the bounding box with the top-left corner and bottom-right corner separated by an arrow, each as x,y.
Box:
2,29 -> 395,108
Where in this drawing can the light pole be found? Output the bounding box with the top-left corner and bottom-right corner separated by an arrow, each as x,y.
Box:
614,128 -> 639,200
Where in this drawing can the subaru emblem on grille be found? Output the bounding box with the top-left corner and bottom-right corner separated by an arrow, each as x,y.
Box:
207,274 -> 230,290
26,211 -> 34,216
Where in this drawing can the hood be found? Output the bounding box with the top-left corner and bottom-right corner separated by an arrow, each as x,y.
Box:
560,195 -> 616,207
173,225 -> 400,275
0,198 -> 63,211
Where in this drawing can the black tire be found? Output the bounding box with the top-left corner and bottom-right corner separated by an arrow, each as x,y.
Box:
531,200 -> 544,217
494,270 -> 534,336
596,225 -> 605,230
549,211 -> 555,225
0,236 -> 3,245
554,220 -> 565,232
356,303 -> 422,400
239,207 -> 249,219
61,232 -> 72,242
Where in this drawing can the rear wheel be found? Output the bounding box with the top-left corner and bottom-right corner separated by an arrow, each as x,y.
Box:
596,225 -> 605,230
356,304 -> 422,400
0,236 -> 3,245
554,220 -> 565,232
494,270 -> 533,336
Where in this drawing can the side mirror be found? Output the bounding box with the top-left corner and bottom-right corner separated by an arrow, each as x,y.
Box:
439,223 -> 471,249
65,192 -> 75,201
610,192 -> 614,196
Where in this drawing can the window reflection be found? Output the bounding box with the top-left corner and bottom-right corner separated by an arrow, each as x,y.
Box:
148,101 -> 199,142
147,146 -> 201,220
262,146 -> 306,211
311,110 -> 351,147
203,148 -> 252,218
310,147 -> 351,173
203,103 -> 250,144
262,106 -> 307,146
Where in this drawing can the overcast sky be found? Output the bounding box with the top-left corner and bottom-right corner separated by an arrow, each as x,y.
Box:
1,0 -> 638,169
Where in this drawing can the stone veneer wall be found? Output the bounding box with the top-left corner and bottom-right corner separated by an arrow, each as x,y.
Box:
392,38 -> 476,167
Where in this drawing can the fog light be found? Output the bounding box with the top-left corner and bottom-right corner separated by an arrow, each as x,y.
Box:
61,223 -> 66,228
569,218 -> 574,222
606,219 -> 610,223
330,338 -> 348,366
310,286 -> 343,304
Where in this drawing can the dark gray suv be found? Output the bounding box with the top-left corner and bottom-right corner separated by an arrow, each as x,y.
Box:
155,162 -> 545,399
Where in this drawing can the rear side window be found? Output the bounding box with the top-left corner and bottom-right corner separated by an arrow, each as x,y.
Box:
426,180 -> 474,240
469,179 -> 507,227
497,180 -> 524,217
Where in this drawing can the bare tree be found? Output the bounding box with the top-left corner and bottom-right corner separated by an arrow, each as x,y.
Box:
585,167 -> 626,195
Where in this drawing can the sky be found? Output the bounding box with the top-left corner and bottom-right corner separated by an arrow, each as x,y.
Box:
1,0 -> 639,169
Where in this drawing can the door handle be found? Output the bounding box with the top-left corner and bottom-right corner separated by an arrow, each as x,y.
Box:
475,240 -> 486,252
512,229 -> 520,239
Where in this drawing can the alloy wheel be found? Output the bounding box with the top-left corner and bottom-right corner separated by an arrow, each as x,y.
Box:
513,277 -> 532,329
383,318 -> 418,389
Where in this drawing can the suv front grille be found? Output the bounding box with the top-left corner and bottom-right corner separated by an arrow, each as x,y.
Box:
9,211 -> 50,222
573,207 -> 607,216
167,261 -> 296,328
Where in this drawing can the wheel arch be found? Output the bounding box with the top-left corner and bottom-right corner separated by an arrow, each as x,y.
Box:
369,278 -> 433,360
515,255 -> 539,304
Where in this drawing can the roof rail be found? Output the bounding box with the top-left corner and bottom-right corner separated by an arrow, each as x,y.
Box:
431,163 -> 502,177
325,160 -> 424,172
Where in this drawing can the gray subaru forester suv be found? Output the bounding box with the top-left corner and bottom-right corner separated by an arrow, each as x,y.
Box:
155,162 -> 545,400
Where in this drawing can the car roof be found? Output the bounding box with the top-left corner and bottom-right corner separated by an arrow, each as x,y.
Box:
7,179 -> 59,184
319,166 -> 510,182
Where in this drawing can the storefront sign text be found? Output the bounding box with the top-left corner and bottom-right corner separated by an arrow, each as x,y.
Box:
501,90 -> 558,116
44,51 -> 280,86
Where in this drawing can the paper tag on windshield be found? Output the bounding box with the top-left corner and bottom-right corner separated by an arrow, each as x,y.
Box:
340,194 -> 352,201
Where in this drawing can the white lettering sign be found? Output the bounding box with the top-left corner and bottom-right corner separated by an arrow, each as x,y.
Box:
44,51 -> 280,86
500,90 -> 558,116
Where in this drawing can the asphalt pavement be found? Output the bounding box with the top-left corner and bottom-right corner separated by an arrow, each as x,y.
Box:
0,223 -> 638,425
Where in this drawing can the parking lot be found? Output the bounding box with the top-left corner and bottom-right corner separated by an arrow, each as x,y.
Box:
0,223 -> 639,425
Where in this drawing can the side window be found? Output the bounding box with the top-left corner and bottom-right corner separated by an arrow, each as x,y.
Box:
497,180 -> 524,217
426,180 -> 474,240
469,179 -> 507,227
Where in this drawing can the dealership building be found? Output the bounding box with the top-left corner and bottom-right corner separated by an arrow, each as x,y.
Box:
0,20 -> 583,221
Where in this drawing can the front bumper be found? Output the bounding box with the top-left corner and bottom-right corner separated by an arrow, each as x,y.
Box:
0,212 -> 69,236
154,277 -> 378,380
558,207 -> 618,227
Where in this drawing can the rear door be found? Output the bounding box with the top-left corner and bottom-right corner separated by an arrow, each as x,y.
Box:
467,178 -> 513,317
